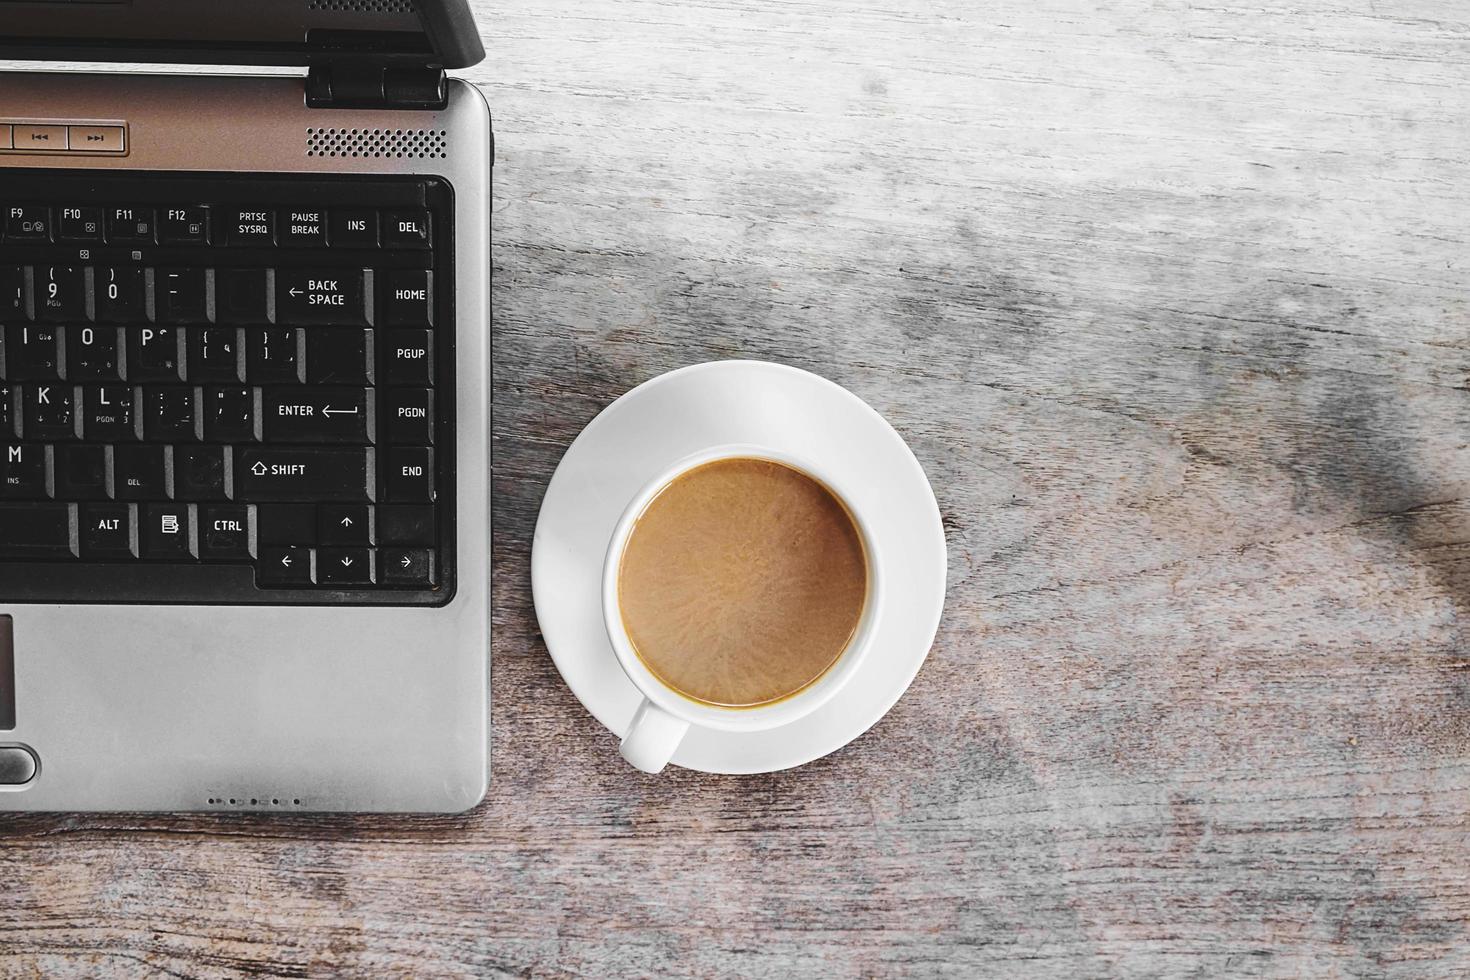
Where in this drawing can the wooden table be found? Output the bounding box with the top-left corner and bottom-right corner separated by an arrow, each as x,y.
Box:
5,1 -> 1469,975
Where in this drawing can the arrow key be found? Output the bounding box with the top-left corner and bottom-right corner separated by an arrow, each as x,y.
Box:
319,547 -> 374,586
319,504 -> 373,546
258,546 -> 314,587
382,548 -> 433,588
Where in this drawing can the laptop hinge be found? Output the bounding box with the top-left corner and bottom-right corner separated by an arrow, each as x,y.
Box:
305,60 -> 448,111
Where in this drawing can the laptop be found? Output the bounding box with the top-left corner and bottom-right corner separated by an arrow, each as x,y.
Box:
0,1 -> 492,812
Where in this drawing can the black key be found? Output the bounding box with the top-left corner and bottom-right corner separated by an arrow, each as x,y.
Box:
203,386 -> 256,443
175,445 -> 229,500
80,503 -> 135,559
143,503 -> 195,559
200,504 -> 254,560
158,207 -> 210,245
0,386 -> 10,437
248,328 -> 300,383
383,209 -> 431,249
5,325 -> 61,380
107,206 -> 156,245
216,269 -> 270,324
388,388 -> 433,444
276,269 -> 367,326
382,548 -> 433,587
0,503 -> 75,558
330,209 -> 379,248
235,446 -> 373,502
115,444 -> 168,500
385,330 -> 433,385
319,547 -> 373,586
378,504 -> 435,546
35,265 -> 86,323
384,270 -> 433,326
387,447 -> 433,502
69,325 -> 121,380
82,385 -> 137,442
257,504 -> 316,545
96,266 -> 146,323
0,445 -> 47,499
189,327 -> 243,382
23,384 -> 75,440
0,266 -> 27,320
306,329 -> 372,384
144,387 -> 197,442
258,546 -> 313,587
55,444 -> 110,500
263,387 -> 372,444
129,326 -> 183,381
56,206 -> 105,243
224,208 -> 275,247
4,206 -> 51,243
280,208 -> 327,247
157,268 -> 208,323
319,504 -> 373,546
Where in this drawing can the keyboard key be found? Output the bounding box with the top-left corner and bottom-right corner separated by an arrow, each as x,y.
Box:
4,206 -> 51,243
330,209 -> 378,248
200,504 -> 253,560
383,209 -> 431,249
319,504 -> 373,546
175,445 -> 229,500
129,326 -> 184,382
388,388 -> 433,444
107,206 -> 156,245
143,503 -> 195,559
247,328 -> 300,383
114,444 -> 168,500
319,546 -> 373,586
70,326 -> 121,380
377,504 -> 435,546
5,325 -> 61,380
157,268 -> 208,323
306,329 -> 372,384
55,444 -> 110,500
382,547 -> 433,587
0,266 -> 27,320
235,446 -> 373,502
56,206 -> 105,243
224,208 -> 275,247
24,384 -> 75,440
0,503 -> 75,558
0,445 -> 47,499
189,327 -> 243,382
276,269 -> 367,326
36,265 -> 86,322
0,386 -> 10,437
216,269 -> 270,324
158,207 -> 210,245
96,266 -> 146,323
144,387 -> 197,442
387,447 -> 433,502
280,208 -> 327,247
258,504 -> 316,545
258,545 -> 313,586
82,385 -> 137,442
203,386 -> 256,443
263,386 -> 371,444
80,503 -> 135,559
384,270 -> 433,326
385,330 -> 433,384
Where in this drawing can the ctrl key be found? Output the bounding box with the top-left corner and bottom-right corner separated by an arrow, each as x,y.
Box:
259,546 -> 314,587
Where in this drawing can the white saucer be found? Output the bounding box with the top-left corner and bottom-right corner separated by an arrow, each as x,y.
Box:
530,361 -> 947,774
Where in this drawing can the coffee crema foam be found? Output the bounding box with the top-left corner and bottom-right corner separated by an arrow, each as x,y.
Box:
618,457 -> 868,708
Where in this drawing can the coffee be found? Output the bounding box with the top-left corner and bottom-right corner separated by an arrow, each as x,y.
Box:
617,457 -> 868,708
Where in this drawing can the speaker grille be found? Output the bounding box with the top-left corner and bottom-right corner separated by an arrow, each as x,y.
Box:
309,0 -> 415,12
306,127 -> 448,159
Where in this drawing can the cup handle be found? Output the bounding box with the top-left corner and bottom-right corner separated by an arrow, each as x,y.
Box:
620,699 -> 690,774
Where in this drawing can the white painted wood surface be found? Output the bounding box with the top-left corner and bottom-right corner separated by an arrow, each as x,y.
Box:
3,1 -> 1470,976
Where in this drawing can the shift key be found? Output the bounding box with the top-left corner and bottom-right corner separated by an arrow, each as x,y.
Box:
235,447 -> 374,502
276,269 -> 367,325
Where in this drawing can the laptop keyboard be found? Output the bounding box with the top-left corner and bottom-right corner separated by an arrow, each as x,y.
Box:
0,171 -> 456,605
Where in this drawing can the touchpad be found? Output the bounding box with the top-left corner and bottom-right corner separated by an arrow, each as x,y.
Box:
0,616 -> 13,731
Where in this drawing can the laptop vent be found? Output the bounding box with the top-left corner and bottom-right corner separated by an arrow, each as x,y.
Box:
306,127 -> 448,159
308,0 -> 415,12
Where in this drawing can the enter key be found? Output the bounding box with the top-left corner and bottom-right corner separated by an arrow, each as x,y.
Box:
264,387 -> 374,443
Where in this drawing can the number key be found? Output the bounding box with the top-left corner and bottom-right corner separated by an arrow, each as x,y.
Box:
96,266 -> 146,323
36,265 -> 86,322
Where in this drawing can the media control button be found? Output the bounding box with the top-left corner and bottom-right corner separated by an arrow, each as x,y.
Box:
0,125 -> 11,151
13,125 -> 67,152
0,747 -> 37,786
68,125 -> 125,153
158,206 -> 211,245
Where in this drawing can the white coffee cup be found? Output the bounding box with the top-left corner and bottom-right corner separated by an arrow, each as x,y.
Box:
603,443 -> 885,774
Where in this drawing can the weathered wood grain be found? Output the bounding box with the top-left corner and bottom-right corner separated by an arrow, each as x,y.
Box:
4,0 -> 1470,976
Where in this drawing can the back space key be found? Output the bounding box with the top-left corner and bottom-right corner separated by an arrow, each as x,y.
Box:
0,503 -> 77,558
